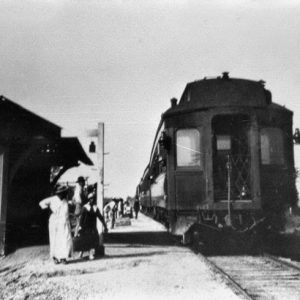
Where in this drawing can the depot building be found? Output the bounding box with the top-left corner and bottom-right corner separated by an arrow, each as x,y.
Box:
0,96 -> 92,255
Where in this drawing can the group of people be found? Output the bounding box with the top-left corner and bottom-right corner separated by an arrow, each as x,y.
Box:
103,198 -> 140,229
39,176 -> 108,264
103,199 -> 119,229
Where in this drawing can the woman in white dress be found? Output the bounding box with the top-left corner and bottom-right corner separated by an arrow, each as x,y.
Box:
39,185 -> 73,264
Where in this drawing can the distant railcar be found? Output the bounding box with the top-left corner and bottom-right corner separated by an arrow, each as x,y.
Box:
137,73 -> 297,247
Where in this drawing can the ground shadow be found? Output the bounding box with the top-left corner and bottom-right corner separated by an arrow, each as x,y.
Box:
5,227 -> 181,256
104,231 -> 181,246
68,250 -> 167,265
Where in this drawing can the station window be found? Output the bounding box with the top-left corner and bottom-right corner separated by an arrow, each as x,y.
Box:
176,129 -> 201,167
260,128 -> 284,165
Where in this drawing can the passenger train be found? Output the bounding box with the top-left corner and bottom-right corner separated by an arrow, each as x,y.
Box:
136,73 -> 298,249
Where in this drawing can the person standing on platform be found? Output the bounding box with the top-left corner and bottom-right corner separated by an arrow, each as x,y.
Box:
134,198 -> 140,219
111,200 -> 118,229
104,200 -> 117,229
117,199 -> 123,218
73,176 -> 86,236
39,185 -> 73,264
77,192 -> 108,260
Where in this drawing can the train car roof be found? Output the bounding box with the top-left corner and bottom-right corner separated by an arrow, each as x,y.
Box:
147,74 -> 292,169
268,102 -> 293,114
162,73 -> 294,117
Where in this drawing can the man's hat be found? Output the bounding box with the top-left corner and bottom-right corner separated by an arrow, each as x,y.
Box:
55,185 -> 68,195
76,176 -> 85,183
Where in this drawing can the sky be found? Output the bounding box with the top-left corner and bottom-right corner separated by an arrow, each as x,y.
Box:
1,0 -> 300,199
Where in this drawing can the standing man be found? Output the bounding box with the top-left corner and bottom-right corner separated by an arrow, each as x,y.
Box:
134,198 -> 140,219
73,176 -> 86,236
117,199 -> 123,218
107,200 -> 117,229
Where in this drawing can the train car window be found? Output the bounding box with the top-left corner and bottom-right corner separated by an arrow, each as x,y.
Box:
216,135 -> 231,150
260,128 -> 284,165
176,129 -> 201,167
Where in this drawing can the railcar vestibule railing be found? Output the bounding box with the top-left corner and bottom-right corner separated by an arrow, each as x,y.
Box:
212,114 -> 251,201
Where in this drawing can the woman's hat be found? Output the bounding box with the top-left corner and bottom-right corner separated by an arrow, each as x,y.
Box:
76,176 -> 85,183
88,193 -> 95,200
55,185 -> 68,195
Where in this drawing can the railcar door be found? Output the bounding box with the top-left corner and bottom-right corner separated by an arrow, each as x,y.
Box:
212,114 -> 251,201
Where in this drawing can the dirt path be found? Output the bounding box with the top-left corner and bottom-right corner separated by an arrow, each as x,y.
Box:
0,214 -> 240,300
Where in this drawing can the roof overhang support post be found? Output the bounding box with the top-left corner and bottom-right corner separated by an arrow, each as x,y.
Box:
96,122 -> 105,256
0,146 -> 9,256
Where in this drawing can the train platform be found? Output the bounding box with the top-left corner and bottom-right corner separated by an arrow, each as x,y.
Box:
0,213 -> 240,300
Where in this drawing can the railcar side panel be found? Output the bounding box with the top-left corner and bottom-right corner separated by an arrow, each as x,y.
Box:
150,172 -> 166,208
174,171 -> 204,210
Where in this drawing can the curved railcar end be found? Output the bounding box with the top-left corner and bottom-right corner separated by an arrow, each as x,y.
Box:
137,73 -> 297,248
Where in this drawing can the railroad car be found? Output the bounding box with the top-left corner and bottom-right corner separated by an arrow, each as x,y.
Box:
136,73 -> 298,249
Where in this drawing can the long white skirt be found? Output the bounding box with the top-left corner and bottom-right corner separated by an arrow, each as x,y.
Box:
49,214 -> 73,260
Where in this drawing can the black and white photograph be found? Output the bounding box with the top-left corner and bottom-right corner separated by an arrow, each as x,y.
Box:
1,0 -> 300,299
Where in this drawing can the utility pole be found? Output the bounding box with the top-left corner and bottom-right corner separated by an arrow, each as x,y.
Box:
86,123 -> 105,256
97,122 -> 105,255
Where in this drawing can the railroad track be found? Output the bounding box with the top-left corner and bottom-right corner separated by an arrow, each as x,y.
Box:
202,254 -> 300,299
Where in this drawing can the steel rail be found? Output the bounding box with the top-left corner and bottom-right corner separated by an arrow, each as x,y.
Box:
264,253 -> 300,273
196,254 -> 253,300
